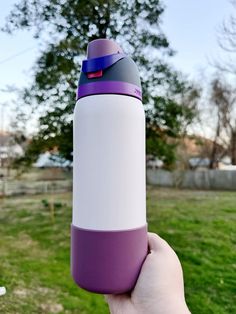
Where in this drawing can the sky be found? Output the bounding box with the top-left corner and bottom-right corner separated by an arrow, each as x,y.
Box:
0,0 -> 233,132
163,0 -> 232,77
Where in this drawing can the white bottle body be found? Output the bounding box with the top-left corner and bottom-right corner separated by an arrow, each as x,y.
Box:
73,94 -> 146,231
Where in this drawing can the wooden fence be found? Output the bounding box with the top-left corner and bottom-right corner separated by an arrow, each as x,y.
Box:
0,180 -> 72,196
147,169 -> 236,190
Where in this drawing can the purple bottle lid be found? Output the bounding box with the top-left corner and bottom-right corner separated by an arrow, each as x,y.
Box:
77,38 -> 142,100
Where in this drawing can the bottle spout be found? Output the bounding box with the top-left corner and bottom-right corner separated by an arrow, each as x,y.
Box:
87,39 -> 123,59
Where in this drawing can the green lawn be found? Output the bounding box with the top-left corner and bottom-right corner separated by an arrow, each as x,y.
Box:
0,188 -> 235,313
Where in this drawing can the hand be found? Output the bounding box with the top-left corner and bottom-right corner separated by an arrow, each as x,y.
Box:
105,232 -> 190,314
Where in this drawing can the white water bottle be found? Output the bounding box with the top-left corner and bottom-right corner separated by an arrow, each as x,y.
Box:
71,38 -> 147,294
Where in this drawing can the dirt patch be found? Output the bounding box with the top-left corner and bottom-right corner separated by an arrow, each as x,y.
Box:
13,288 -> 29,298
7,232 -> 50,260
37,287 -> 52,295
40,303 -> 64,313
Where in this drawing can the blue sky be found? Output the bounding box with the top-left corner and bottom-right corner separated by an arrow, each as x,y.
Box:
0,0 -> 233,131
163,0 -> 232,77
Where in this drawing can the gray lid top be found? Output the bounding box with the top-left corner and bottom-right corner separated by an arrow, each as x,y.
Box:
87,39 -> 123,59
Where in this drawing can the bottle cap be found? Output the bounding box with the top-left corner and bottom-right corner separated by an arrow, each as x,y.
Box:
77,39 -> 142,101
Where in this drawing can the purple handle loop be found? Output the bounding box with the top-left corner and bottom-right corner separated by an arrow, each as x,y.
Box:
82,53 -> 125,73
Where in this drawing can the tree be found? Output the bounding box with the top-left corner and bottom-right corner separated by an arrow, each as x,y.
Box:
3,0 -> 199,166
208,0 -> 236,166
210,78 -> 236,165
215,0 -> 236,73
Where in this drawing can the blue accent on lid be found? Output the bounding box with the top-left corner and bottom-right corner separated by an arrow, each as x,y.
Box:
82,53 -> 126,73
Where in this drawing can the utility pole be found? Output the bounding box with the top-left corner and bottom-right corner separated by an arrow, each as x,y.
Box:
0,102 -> 4,132
0,102 -> 4,196
0,102 -> 4,168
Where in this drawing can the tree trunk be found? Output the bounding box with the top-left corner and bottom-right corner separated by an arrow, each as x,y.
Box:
210,117 -> 221,169
231,130 -> 236,165
210,141 -> 217,169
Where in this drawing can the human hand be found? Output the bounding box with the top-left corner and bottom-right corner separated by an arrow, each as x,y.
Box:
105,232 -> 190,314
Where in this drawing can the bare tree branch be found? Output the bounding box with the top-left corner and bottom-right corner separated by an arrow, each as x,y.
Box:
209,78 -> 236,164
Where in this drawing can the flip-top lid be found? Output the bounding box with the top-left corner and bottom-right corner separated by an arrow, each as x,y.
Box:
77,39 -> 142,101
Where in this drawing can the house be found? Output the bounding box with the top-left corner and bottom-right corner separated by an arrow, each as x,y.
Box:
0,131 -> 23,167
33,152 -> 72,168
176,135 -> 228,170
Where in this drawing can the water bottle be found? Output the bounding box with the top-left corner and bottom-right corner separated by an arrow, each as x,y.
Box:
71,39 -> 147,294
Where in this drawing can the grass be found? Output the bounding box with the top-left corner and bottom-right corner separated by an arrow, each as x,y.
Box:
0,187 -> 235,313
